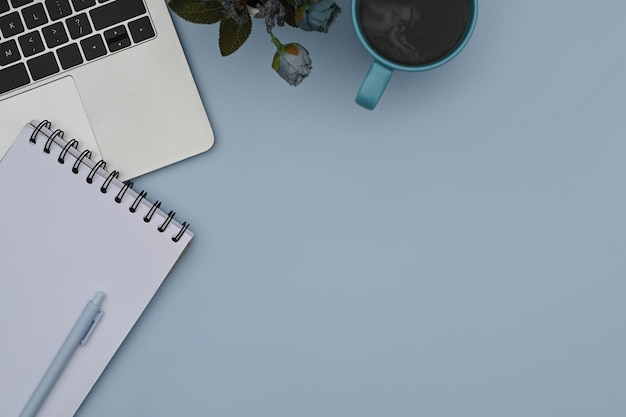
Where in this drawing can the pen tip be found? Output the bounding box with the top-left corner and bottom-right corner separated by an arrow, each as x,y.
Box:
92,291 -> 105,306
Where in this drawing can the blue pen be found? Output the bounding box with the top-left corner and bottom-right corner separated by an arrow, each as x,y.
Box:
19,292 -> 105,417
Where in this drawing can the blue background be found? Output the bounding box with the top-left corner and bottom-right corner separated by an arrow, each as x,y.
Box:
78,1 -> 626,416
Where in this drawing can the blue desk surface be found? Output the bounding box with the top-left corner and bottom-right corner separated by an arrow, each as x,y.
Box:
78,1 -> 626,416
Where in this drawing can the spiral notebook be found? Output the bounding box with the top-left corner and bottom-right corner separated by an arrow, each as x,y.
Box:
0,121 -> 194,416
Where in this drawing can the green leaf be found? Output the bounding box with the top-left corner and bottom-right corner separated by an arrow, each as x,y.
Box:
281,1 -> 297,27
168,0 -> 224,25
219,17 -> 252,56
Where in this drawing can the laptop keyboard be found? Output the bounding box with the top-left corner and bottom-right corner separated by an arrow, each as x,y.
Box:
0,0 -> 155,95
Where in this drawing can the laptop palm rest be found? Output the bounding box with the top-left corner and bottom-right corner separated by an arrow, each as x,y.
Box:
0,76 -> 101,161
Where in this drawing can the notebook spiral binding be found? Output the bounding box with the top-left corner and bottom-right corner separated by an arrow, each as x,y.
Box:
29,120 -> 190,242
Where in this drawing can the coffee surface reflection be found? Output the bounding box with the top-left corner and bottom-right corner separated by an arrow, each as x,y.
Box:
359,0 -> 469,66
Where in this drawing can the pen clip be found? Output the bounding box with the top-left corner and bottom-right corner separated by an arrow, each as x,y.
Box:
80,310 -> 103,346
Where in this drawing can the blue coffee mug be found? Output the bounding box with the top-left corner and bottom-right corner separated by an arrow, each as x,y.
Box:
352,0 -> 478,110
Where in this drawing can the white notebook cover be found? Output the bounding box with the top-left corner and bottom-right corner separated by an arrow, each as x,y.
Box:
0,121 -> 193,417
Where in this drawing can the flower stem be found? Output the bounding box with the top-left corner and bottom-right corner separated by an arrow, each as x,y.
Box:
269,31 -> 283,51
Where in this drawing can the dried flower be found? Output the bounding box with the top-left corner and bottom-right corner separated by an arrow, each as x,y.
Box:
169,0 -> 340,86
214,0 -> 249,25
296,0 -> 341,33
254,0 -> 285,32
270,33 -> 312,86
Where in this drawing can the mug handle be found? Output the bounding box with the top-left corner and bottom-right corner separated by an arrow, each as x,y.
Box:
356,61 -> 393,110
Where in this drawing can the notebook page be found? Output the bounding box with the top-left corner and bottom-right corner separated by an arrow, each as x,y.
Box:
0,122 -> 193,417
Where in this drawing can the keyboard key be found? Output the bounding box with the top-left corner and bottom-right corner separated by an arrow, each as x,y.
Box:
103,25 -> 124,41
71,0 -> 95,12
0,62 -> 29,94
0,0 -> 10,14
18,30 -> 44,57
45,0 -> 72,21
11,0 -> 33,7
80,33 -> 105,60
27,51 -> 59,80
66,12 -> 92,39
56,42 -> 82,69
104,25 -> 129,52
106,34 -> 129,52
22,3 -> 48,29
42,21 -> 68,48
0,39 -> 20,65
90,0 -> 145,31
128,16 -> 154,43
0,12 -> 25,38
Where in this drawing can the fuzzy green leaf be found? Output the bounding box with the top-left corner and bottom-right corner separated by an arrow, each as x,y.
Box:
281,1 -> 297,27
168,0 -> 224,24
219,17 -> 252,56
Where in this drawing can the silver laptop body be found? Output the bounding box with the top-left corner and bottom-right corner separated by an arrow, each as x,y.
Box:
0,0 -> 214,179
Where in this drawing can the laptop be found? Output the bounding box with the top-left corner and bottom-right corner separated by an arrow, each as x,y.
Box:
0,0 -> 214,179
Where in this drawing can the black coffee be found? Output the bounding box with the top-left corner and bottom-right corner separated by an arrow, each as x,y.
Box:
359,0 -> 469,66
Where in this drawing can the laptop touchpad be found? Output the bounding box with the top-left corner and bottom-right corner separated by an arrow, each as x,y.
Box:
0,76 -> 102,162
